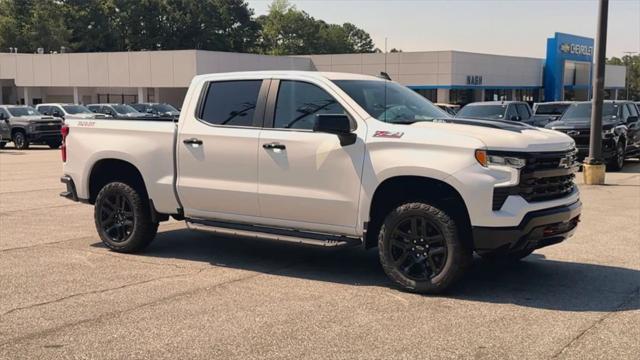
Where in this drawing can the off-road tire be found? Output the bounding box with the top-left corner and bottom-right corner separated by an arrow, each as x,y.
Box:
0,141 -> 6,149
94,182 -> 158,253
607,141 -> 625,172
378,202 -> 472,294
47,140 -> 61,149
12,131 -> 29,150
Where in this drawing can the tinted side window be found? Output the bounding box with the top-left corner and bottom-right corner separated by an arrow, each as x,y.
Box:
200,80 -> 262,127
273,81 -> 346,130
506,105 -> 518,120
622,104 -> 631,120
516,104 -> 530,120
627,104 -> 638,119
39,106 -> 51,115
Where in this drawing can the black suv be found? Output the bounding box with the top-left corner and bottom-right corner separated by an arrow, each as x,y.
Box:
546,101 -> 640,171
456,101 -> 540,126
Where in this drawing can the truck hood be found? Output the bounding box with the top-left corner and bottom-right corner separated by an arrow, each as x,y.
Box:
545,117 -> 620,130
12,115 -> 61,123
410,118 -> 575,152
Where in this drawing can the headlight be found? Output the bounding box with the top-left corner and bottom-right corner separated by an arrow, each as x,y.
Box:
475,150 -> 525,169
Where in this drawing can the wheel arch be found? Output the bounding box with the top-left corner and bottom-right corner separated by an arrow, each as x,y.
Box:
88,158 -> 149,205
365,175 -> 472,249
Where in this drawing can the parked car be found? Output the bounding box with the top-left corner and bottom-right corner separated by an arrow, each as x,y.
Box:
434,103 -> 459,116
36,103 -> 109,121
456,101 -> 536,125
546,101 -> 640,171
532,102 -> 573,127
87,104 -> 160,120
60,71 -> 581,294
0,108 -> 10,149
0,105 -> 63,149
131,103 -> 180,120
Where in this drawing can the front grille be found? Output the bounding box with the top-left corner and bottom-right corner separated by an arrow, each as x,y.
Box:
35,124 -> 61,131
492,149 -> 577,210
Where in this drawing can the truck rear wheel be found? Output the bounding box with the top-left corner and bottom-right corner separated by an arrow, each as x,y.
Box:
13,131 -> 29,150
378,202 -> 471,294
0,141 -> 6,149
94,182 -> 158,253
47,140 -> 61,149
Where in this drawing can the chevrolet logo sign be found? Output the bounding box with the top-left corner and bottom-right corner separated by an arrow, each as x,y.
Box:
560,43 -> 571,53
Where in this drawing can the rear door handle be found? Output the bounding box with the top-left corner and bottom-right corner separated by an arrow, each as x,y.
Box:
262,142 -> 286,150
183,138 -> 203,145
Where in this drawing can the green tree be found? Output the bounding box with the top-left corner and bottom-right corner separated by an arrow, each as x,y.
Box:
0,0 -> 71,53
342,22 -> 375,53
607,54 -> 640,100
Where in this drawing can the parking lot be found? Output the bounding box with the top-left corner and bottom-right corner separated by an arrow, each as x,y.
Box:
0,146 -> 638,359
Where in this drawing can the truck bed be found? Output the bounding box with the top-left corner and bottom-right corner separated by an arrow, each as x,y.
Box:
62,119 -> 180,214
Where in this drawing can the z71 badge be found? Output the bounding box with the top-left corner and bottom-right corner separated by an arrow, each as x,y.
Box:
373,130 -> 404,138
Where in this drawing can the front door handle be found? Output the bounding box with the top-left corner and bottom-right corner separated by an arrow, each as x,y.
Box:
263,142 -> 286,150
183,138 -> 203,145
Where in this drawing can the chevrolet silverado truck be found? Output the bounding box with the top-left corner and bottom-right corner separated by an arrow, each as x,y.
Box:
0,105 -> 63,149
545,101 -> 640,171
60,71 -> 582,293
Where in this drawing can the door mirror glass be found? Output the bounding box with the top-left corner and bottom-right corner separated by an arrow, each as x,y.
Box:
314,114 -> 352,134
314,114 -> 356,146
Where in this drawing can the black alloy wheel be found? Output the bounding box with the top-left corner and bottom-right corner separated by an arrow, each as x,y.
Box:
388,215 -> 448,280
13,131 -> 28,149
98,193 -> 135,243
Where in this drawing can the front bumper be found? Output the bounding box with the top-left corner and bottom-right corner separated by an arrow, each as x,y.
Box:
473,200 -> 581,255
29,131 -> 62,143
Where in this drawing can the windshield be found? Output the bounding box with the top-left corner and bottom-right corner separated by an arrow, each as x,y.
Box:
153,104 -> 179,113
535,104 -> 570,115
112,105 -> 139,114
561,103 -> 619,121
7,107 -> 41,117
456,105 -> 506,119
62,105 -> 93,114
333,80 -> 448,124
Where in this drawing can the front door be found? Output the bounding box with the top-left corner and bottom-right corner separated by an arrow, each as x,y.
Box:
177,79 -> 268,221
257,79 -> 366,235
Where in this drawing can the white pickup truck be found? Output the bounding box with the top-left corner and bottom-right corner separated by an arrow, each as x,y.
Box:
60,71 -> 581,293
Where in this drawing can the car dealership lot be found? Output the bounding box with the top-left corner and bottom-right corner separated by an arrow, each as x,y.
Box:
0,147 -> 638,359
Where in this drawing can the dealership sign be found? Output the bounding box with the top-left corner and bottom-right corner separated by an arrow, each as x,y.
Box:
560,42 -> 593,57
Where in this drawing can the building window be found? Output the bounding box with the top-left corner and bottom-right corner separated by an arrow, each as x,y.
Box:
414,89 -> 437,102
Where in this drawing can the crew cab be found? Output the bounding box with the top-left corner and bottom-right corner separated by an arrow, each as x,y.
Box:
0,105 -> 63,149
546,101 -> 640,171
87,104 -> 160,120
60,71 -> 582,293
456,101 -> 537,125
37,103 -> 109,121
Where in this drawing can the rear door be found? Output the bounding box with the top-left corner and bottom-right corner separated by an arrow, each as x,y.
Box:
256,78 -> 366,235
176,78 -> 269,222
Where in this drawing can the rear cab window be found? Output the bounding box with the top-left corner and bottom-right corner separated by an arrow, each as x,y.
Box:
199,80 -> 263,127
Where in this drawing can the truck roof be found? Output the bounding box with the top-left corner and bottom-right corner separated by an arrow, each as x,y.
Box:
192,71 -> 382,83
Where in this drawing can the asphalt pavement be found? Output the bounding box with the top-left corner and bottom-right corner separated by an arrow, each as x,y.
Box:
0,146 -> 638,359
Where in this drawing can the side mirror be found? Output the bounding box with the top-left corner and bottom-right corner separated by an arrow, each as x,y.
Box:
314,114 -> 356,146
510,115 -> 521,121
627,116 -> 638,124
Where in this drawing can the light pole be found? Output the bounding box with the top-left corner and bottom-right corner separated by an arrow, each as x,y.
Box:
623,51 -> 638,100
584,0 -> 609,185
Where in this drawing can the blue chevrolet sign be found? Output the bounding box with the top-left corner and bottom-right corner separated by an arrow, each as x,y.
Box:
544,33 -> 594,101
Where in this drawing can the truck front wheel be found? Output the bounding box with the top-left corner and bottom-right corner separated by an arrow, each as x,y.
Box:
378,202 -> 471,294
12,131 -> 29,150
94,182 -> 158,253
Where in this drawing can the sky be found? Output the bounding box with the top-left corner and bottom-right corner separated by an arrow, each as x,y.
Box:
247,0 -> 640,58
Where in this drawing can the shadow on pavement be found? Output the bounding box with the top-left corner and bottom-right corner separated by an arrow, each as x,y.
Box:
92,228 -> 639,312
620,158 -> 640,174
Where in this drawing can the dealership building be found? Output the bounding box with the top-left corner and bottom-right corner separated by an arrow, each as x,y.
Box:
0,33 -> 627,107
